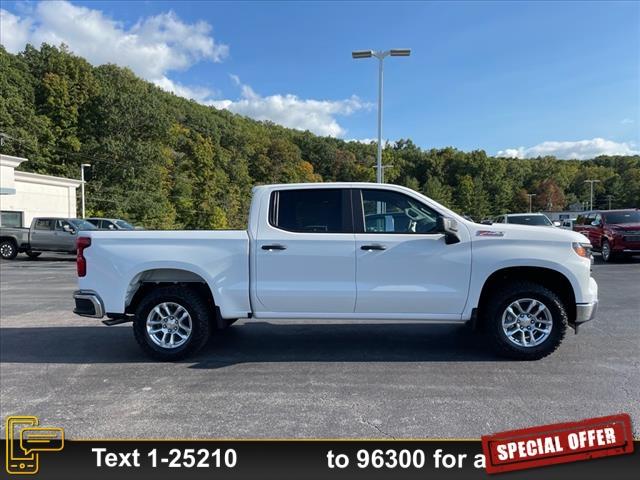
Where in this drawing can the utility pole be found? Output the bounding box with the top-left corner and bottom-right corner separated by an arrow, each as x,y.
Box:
527,193 -> 536,213
606,194 -> 613,210
584,179 -> 600,211
80,163 -> 91,218
380,164 -> 393,183
352,48 -> 411,183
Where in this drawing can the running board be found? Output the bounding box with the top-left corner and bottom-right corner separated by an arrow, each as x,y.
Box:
102,317 -> 133,326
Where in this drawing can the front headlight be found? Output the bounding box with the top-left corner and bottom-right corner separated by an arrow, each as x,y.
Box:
572,242 -> 592,259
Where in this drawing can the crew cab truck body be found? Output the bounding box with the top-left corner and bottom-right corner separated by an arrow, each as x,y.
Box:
0,217 -> 97,260
73,183 -> 598,361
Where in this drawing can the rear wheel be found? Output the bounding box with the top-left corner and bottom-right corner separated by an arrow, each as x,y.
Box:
133,286 -> 212,361
0,240 -> 18,260
484,281 -> 567,360
26,251 -> 42,259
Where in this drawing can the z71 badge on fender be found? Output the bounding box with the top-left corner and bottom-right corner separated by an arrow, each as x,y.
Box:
476,230 -> 505,237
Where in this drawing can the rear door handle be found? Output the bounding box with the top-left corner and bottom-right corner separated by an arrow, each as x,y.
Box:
361,244 -> 387,251
262,244 -> 287,251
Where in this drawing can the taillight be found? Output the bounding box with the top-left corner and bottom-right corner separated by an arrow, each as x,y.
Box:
77,237 -> 91,277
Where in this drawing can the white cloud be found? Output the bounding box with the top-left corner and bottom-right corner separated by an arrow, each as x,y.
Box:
621,118 -> 634,125
0,1 -> 227,102
210,75 -> 371,137
152,77 -> 217,104
497,138 -> 639,160
1,2 -> 370,132
0,9 -> 32,53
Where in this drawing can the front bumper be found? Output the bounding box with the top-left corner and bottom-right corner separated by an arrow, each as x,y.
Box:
73,290 -> 104,318
575,300 -> 598,324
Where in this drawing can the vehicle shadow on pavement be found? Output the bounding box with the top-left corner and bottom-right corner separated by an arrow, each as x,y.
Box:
0,323 -> 504,367
193,322 -> 504,368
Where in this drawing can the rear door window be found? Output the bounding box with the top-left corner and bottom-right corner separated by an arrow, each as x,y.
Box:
35,219 -> 54,230
269,189 -> 352,233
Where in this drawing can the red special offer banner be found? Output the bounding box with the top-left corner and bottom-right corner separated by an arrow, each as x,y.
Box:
481,413 -> 634,474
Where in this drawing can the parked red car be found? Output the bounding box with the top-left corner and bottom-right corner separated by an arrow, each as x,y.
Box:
573,209 -> 640,262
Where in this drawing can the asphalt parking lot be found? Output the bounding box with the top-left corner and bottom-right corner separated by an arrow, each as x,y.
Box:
1,253 -> 639,439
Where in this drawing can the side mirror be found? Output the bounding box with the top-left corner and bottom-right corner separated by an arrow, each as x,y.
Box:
591,220 -> 600,226
108,224 -> 116,230
63,224 -> 76,234
553,221 -> 561,227
436,216 -> 461,245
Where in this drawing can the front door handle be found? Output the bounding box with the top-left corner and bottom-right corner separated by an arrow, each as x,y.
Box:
262,244 -> 287,251
361,244 -> 387,251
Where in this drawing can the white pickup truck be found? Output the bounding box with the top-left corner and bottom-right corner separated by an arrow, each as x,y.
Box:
73,183 -> 598,361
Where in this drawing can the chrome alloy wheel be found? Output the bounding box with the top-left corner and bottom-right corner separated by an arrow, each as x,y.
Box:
146,302 -> 192,349
501,298 -> 553,348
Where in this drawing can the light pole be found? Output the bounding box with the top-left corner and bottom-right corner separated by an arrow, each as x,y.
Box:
606,194 -> 613,210
80,163 -> 91,218
527,193 -> 536,213
352,48 -> 411,183
380,164 -> 394,183
584,179 -> 600,211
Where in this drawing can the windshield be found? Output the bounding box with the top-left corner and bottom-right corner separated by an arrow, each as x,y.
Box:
115,220 -> 134,229
69,219 -> 98,230
604,211 -> 640,224
507,215 -> 552,226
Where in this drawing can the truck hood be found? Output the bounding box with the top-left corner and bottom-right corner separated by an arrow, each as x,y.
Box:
466,222 -> 590,244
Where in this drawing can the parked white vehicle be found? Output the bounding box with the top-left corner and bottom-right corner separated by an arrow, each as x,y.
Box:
493,213 -> 558,227
73,183 -> 598,361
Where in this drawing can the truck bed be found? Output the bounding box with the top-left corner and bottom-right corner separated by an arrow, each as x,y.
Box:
0,226 -> 30,247
78,230 -> 251,319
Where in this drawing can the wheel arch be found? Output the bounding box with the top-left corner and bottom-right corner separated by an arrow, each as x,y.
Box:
0,236 -> 18,247
124,268 -> 218,323
476,266 -> 577,327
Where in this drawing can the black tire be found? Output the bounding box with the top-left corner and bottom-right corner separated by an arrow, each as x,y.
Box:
26,251 -> 42,259
484,281 -> 567,360
601,239 -> 615,263
133,286 -> 212,361
0,239 -> 18,260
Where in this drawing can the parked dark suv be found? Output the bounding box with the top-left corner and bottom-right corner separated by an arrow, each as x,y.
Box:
573,209 -> 640,262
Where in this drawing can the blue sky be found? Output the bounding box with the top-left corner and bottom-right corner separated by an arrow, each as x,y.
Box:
1,0 -> 638,158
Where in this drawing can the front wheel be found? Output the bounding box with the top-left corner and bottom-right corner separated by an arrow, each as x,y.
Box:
484,281 -> 567,360
601,239 -> 615,263
133,286 -> 212,361
0,240 -> 18,260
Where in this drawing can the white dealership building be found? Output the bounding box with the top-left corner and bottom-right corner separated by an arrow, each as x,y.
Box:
0,154 -> 81,227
